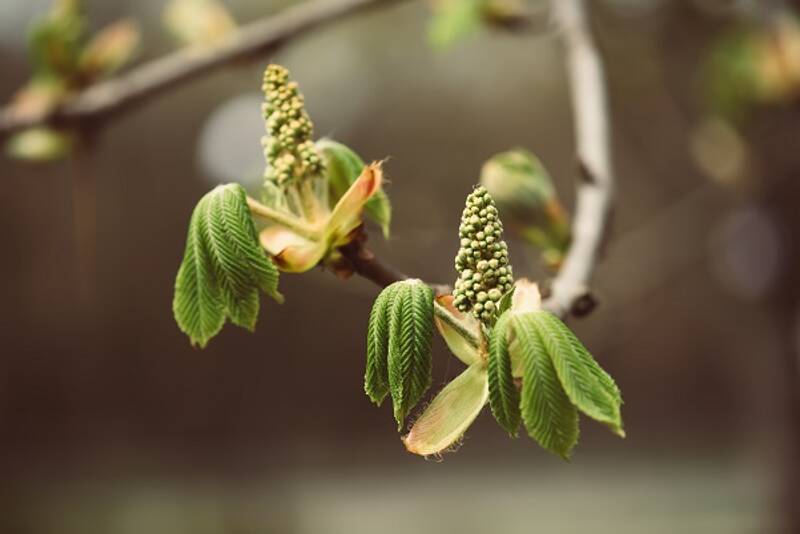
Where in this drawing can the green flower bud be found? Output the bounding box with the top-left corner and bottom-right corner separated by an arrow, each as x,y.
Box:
451,185 -> 515,325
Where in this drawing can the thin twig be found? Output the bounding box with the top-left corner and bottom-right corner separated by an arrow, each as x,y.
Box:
543,0 -> 615,319
0,0 -> 406,140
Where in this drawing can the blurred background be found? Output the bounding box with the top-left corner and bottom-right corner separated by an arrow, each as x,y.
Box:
1,0 -> 799,532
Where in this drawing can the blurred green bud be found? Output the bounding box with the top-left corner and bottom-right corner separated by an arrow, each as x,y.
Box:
480,148 -> 570,270
78,20 -> 140,79
7,127 -> 72,162
164,0 -> 236,47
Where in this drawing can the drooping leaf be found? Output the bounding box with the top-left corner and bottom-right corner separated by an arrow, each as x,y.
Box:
173,184 -> 282,347
531,311 -> 624,437
387,280 -> 435,429
487,311 -> 520,436
365,283 -> 401,405
511,313 -> 579,459
433,295 -> 483,366
173,195 -> 226,347
317,138 -> 392,238
403,362 -> 489,456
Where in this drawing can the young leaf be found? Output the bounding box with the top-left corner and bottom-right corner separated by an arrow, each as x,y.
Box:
173,195 -> 226,347
403,362 -> 489,456
531,311 -> 624,437
387,280 -> 435,429
365,283 -> 400,405
433,295 -> 483,366
173,184 -> 282,347
317,138 -> 392,238
487,311 -> 520,436
511,314 -> 579,459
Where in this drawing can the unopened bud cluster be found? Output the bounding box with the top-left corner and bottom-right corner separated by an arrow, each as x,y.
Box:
261,65 -> 323,186
453,186 -> 514,323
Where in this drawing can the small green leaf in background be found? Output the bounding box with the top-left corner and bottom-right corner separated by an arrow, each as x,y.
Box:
317,138 -> 392,238
365,283 -> 401,405
6,127 -> 71,162
28,0 -> 87,79
511,313 -> 579,459
487,311 -> 520,436
387,279 -> 434,429
428,0 -> 484,49
531,311 -> 624,437
173,183 -> 282,347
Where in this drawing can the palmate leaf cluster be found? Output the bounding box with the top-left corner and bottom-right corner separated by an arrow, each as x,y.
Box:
488,309 -> 623,459
173,184 -> 283,348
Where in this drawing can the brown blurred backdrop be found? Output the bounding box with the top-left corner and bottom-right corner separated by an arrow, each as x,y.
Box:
1,0 -> 799,533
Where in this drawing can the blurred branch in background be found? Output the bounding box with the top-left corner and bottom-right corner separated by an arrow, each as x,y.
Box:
0,0 -> 407,141
542,0 -> 614,319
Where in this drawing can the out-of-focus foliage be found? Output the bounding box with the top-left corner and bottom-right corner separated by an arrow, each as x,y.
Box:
705,12 -> 800,121
481,149 -> 570,270
5,0 -> 140,161
428,0 -> 531,49
164,0 -> 236,47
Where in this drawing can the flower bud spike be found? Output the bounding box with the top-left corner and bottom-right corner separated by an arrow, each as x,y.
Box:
452,185 -> 514,326
261,65 -> 324,190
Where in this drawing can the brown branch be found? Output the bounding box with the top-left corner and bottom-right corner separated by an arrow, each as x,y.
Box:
0,0 -> 406,140
543,0 -> 615,319
339,238 -> 408,288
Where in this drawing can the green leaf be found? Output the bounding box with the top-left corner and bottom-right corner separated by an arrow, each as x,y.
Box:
510,314 -> 579,459
403,362 -> 489,456
387,280 -> 434,429
317,138 -> 392,238
365,283 -> 400,405
173,196 -> 226,347
173,184 -> 282,347
428,0 -> 484,49
487,311 -> 520,436
531,311 -> 624,437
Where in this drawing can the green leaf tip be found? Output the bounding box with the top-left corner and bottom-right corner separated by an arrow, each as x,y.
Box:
531,311 -> 624,437
173,183 -> 282,348
364,280 -> 434,430
487,311 -> 521,437
510,313 -> 579,459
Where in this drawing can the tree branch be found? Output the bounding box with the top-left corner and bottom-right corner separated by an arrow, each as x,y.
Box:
344,0 -> 615,320
0,0 -> 406,140
543,0 -> 615,319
